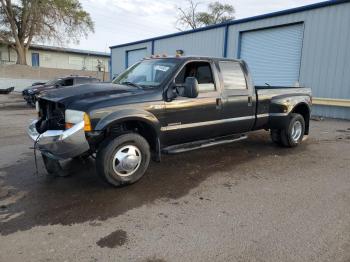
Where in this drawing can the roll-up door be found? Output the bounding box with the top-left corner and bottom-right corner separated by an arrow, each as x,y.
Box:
240,24 -> 304,86
127,48 -> 147,68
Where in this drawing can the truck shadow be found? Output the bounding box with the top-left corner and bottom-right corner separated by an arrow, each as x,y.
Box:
0,131 -> 307,235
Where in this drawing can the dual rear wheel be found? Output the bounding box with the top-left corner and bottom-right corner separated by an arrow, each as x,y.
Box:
270,113 -> 305,147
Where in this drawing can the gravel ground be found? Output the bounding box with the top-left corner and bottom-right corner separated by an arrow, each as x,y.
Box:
0,101 -> 349,262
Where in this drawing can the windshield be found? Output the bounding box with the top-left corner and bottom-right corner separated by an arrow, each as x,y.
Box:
113,59 -> 180,88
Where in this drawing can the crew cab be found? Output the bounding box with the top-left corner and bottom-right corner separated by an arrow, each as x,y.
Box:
27,56 -> 311,186
22,76 -> 100,106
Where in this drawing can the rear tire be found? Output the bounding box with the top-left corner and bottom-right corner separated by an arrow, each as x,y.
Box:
280,113 -> 305,147
96,133 -> 151,187
42,154 -> 70,177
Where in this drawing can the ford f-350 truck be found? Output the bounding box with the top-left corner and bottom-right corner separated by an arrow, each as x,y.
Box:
27,56 -> 312,186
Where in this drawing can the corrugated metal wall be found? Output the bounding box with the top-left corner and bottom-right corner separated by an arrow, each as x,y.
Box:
111,1 -> 350,119
224,2 -> 350,118
154,28 -> 225,57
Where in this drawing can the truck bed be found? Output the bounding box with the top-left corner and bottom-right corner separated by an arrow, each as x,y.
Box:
253,85 -> 312,130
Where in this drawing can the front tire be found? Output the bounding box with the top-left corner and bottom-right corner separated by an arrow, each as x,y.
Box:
96,133 -> 151,187
280,113 -> 305,147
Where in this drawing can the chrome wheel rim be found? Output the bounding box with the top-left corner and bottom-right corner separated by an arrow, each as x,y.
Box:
112,145 -> 142,177
291,120 -> 302,142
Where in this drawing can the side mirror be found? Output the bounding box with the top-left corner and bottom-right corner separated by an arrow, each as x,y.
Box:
183,77 -> 199,98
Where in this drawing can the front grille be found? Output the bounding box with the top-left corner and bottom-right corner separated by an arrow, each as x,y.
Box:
36,99 -> 65,133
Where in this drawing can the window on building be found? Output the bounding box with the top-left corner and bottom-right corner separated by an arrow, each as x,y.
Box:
32,53 -> 40,67
219,61 -> 247,90
175,61 -> 215,92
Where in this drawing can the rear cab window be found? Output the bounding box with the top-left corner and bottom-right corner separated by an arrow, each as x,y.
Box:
219,61 -> 247,91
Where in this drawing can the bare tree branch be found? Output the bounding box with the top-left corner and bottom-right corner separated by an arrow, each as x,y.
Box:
176,0 -> 235,31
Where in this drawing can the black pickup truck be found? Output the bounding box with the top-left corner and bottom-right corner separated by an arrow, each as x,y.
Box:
27,56 -> 312,186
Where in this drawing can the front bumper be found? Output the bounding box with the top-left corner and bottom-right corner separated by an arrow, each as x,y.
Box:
27,120 -> 90,160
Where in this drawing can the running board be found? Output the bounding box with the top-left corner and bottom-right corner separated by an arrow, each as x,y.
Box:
162,134 -> 247,154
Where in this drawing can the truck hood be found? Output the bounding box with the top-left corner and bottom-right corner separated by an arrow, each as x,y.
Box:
39,83 -> 142,106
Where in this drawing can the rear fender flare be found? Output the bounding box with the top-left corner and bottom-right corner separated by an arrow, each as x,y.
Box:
269,97 -> 311,131
270,95 -> 311,115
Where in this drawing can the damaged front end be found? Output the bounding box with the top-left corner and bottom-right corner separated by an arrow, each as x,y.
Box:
27,100 -> 90,160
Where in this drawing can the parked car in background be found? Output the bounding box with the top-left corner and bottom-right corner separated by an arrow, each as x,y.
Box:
27,56 -> 312,187
22,76 -> 100,106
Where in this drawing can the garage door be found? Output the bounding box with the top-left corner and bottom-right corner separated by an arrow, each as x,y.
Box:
127,48 -> 147,68
240,24 -> 304,86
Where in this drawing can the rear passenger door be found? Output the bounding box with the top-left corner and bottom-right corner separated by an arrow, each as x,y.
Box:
217,60 -> 255,134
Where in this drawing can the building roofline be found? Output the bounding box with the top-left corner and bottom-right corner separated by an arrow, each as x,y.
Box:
29,44 -> 110,57
110,0 -> 348,49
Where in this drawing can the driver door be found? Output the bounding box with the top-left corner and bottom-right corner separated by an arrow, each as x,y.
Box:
161,60 -> 223,146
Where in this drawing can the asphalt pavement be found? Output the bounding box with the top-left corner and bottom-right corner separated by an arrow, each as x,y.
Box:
0,98 -> 349,262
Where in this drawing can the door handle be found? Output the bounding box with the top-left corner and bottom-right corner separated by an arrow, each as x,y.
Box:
216,98 -> 222,109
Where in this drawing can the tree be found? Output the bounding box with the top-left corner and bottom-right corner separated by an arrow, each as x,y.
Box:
0,0 -> 94,65
197,2 -> 235,25
176,0 -> 235,30
176,0 -> 201,30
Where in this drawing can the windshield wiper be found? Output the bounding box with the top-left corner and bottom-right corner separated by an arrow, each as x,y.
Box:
120,81 -> 142,89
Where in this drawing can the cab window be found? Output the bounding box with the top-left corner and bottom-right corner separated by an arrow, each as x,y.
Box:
175,61 -> 215,92
62,78 -> 74,86
219,61 -> 247,90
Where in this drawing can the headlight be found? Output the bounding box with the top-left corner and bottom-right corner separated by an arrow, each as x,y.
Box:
65,109 -> 92,131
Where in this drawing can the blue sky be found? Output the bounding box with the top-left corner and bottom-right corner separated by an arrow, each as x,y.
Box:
70,0 -> 321,52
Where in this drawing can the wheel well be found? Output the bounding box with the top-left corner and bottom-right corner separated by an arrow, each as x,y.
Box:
106,120 -> 159,153
292,103 -> 310,135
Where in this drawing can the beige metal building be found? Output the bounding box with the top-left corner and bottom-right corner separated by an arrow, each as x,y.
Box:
0,43 -> 110,72
0,43 -> 110,90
